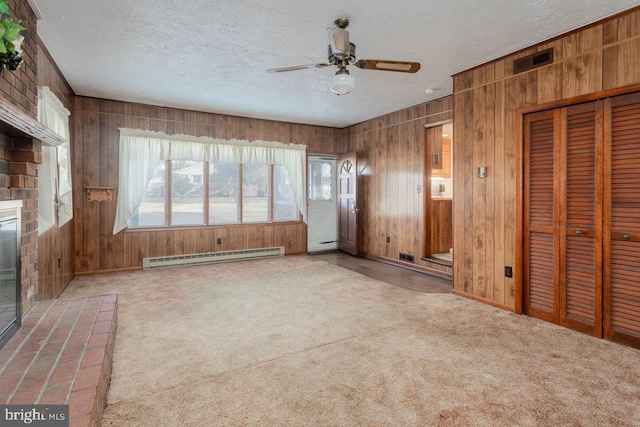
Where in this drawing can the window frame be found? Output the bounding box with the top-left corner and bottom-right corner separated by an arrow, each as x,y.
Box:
127,161 -> 301,230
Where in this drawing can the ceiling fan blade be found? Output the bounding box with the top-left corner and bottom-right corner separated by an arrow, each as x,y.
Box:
355,59 -> 421,73
327,27 -> 350,54
267,63 -> 332,73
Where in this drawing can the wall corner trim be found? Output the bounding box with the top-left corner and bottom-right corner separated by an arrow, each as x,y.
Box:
26,0 -> 43,20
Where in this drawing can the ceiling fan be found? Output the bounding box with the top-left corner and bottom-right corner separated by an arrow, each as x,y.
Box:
267,18 -> 421,95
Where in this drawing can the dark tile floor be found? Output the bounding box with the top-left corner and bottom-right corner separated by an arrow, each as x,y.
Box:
308,251 -> 452,293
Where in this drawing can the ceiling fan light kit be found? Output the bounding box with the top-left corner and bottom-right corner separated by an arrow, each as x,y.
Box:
267,18 -> 420,96
330,69 -> 355,95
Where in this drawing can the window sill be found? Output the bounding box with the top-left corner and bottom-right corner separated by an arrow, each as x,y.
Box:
125,221 -> 304,233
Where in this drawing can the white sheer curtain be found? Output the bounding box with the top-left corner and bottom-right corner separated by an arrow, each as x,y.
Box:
113,129 -> 307,234
37,146 -> 56,234
37,86 -> 73,232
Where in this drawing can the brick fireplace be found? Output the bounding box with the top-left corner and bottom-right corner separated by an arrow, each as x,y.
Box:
0,0 -> 63,323
0,130 -> 39,316
0,102 -> 64,334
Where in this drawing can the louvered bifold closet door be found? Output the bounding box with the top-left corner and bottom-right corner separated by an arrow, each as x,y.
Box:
524,110 -> 556,322
559,102 -> 602,336
604,92 -> 640,347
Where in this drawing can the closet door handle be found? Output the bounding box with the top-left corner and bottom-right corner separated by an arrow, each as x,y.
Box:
575,230 -> 583,236
623,233 -> 631,241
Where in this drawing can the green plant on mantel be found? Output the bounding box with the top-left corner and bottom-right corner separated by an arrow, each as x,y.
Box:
0,0 -> 25,72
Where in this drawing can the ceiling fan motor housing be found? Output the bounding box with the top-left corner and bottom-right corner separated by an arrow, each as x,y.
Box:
327,43 -> 356,64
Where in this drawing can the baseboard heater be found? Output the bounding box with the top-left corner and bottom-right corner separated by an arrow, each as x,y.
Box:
143,246 -> 285,270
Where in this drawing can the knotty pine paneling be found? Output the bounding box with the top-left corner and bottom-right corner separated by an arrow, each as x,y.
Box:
36,42 -> 75,300
73,96 -> 339,273
452,5 -> 640,310
342,96 -> 453,276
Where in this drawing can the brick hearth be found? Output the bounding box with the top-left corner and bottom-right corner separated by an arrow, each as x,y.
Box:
0,294 -> 117,427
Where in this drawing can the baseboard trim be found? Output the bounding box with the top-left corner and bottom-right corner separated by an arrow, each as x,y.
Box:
75,267 -> 142,276
451,289 -> 516,312
364,254 -> 453,280
76,251 -> 307,276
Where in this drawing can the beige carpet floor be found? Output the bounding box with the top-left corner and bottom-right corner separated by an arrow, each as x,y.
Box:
61,255 -> 640,426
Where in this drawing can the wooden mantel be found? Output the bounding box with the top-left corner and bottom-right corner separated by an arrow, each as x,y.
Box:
0,98 -> 65,146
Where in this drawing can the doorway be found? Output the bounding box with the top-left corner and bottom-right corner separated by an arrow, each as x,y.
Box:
337,152 -> 358,255
307,155 -> 338,252
425,122 -> 453,263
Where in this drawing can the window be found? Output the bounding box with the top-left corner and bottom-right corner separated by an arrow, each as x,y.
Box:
130,162 -> 166,227
172,161 -> 205,225
209,162 -> 240,224
129,162 -> 299,228
242,163 -> 270,223
273,165 -> 298,221
113,129 -> 307,234
309,161 -> 333,201
37,86 -> 73,234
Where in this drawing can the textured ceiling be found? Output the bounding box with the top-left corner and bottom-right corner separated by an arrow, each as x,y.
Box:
34,1 -> 637,128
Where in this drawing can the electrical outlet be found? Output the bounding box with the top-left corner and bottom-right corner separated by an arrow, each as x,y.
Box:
386,236 -> 390,243
216,238 -> 222,244
505,266 -> 513,278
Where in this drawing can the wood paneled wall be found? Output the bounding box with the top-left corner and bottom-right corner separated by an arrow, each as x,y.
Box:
73,97 -> 340,274
36,42 -> 75,299
342,97 -> 453,276
452,6 -> 640,310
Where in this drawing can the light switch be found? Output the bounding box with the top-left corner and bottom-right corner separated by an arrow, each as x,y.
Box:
478,166 -> 487,178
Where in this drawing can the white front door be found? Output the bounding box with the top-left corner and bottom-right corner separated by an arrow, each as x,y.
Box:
307,155 -> 338,252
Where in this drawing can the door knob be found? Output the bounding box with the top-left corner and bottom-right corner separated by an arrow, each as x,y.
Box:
351,206 -> 360,214
575,230 -> 582,236
623,233 -> 631,241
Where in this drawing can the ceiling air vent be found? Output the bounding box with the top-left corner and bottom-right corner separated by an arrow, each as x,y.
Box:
513,48 -> 554,75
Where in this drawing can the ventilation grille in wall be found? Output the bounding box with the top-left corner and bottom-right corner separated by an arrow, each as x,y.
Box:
399,252 -> 415,263
513,48 -> 554,75
143,247 -> 285,270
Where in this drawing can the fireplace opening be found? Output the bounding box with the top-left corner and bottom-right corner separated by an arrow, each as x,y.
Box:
0,200 -> 21,349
